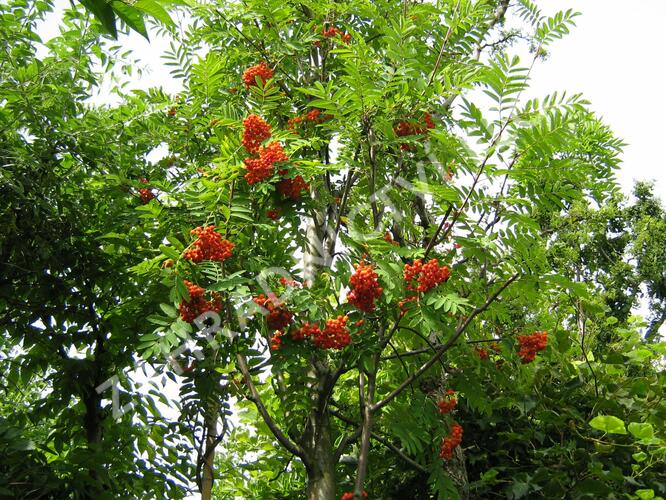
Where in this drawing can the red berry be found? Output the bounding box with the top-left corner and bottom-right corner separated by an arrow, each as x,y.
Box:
439,423 -> 463,460
183,226 -> 234,263
179,281 -> 222,323
347,261 -> 383,313
403,259 -> 450,293
516,331 -> 548,363
244,141 -> 289,185
242,61 -> 273,88
242,114 -> 272,154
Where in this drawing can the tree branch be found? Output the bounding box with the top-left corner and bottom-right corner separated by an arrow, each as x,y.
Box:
235,352 -> 307,461
372,273 -> 520,411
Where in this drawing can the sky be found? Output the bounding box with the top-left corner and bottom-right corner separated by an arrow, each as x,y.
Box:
527,0 -> 666,200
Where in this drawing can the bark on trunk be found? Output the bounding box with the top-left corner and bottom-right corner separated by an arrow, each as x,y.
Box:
201,403 -> 219,500
304,411 -> 336,500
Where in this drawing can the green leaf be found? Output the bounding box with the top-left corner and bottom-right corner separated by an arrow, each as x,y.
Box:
628,422 -> 654,441
134,0 -> 175,27
110,1 -> 148,39
79,0 -> 118,38
589,415 -> 627,435
159,303 -> 178,318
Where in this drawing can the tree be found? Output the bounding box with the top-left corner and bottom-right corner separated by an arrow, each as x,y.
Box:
1,0 -> 664,499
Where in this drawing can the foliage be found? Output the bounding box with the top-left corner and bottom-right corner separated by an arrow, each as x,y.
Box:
1,0 -> 664,499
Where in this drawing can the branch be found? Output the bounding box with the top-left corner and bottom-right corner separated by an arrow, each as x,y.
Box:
235,352 -> 307,461
329,409 -> 426,474
372,273 -> 520,412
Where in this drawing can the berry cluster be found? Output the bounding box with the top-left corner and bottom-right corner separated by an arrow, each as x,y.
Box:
242,61 -> 273,88
291,321 -> 321,341
321,26 -> 351,43
244,141 -> 289,184
270,330 -> 284,351
394,112 -> 436,150
288,316 -> 351,349
183,226 -> 234,263
277,174 -> 309,200
347,261 -> 383,312
242,114 -> 272,154
287,108 -> 333,134
439,423 -> 463,460
437,389 -> 457,415
254,294 -> 293,331
138,178 -> 155,203
280,277 -> 302,288
179,281 -> 222,323
403,258 -> 451,293
266,208 -> 281,220
340,492 -> 367,500
394,112 -> 436,137
475,347 -> 489,360
316,315 -> 351,349
517,331 -> 548,363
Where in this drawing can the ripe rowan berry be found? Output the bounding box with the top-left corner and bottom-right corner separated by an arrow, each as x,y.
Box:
347,261 -> 383,313
242,114 -> 272,154
403,258 -> 451,293
242,61 -> 273,88
183,226 -> 234,263
280,277 -> 302,288
313,315 -> 351,349
244,142 -> 289,185
270,330 -> 284,351
475,346 -> 489,360
340,492 -> 367,500
437,389 -> 457,414
517,331 -> 548,363
266,208 -> 281,220
439,423 -> 463,460
179,281 -> 222,323
277,175 -> 309,200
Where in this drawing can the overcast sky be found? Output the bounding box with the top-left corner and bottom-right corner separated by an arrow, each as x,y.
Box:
528,1 -> 666,200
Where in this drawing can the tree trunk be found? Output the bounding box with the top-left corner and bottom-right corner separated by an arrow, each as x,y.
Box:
304,410 -> 336,500
201,402 -> 219,500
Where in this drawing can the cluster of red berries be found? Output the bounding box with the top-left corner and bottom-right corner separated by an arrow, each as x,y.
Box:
179,281 -> 222,323
394,112 -> 436,150
316,316 -> 351,349
280,277 -> 302,288
254,294 -> 293,330
242,61 -> 273,88
287,108 -> 333,134
437,389 -> 457,415
347,261 -> 383,312
266,208 -> 281,220
383,232 -> 400,246
340,492 -> 368,500
476,342 -> 501,360
242,114 -> 272,154
287,316 -> 351,350
270,330 -> 284,351
138,178 -> 155,204
277,174 -> 309,200
394,112 -> 436,137
244,141 -> 290,185
183,226 -> 234,263
403,258 -> 451,293
517,331 -> 548,363
317,26 -> 351,44
439,423 -> 463,460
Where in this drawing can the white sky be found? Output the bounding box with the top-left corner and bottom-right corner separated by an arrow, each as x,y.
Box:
528,0 -> 666,200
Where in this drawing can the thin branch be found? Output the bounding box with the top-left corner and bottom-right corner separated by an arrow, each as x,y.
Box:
372,273 -> 520,411
235,352 -> 307,461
